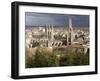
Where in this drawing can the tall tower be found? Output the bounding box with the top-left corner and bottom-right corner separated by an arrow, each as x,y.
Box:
48,25 -> 51,40
68,16 -> 73,45
45,24 -> 48,40
45,24 -> 49,47
51,24 -> 54,41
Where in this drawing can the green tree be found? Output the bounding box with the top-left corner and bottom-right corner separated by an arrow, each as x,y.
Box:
33,47 -> 57,67
33,47 -> 48,67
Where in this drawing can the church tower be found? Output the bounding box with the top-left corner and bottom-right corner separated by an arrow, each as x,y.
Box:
51,24 -> 54,41
68,16 -> 73,45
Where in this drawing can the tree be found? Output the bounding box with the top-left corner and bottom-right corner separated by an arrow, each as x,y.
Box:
33,47 -> 57,67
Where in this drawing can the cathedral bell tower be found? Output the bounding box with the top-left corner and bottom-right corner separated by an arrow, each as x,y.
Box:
68,16 -> 73,45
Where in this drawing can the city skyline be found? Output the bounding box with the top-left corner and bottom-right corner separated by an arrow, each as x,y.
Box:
25,12 -> 90,68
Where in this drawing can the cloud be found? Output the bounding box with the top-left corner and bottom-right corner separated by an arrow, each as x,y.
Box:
25,12 -> 89,27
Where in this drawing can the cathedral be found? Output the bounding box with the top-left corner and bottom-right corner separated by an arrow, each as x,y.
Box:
25,16 -> 74,48
43,16 -> 74,47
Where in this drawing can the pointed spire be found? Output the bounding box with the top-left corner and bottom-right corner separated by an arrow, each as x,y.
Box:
68,16 -> 73,45
51,24 -> 54,41
69,16 -> 73,30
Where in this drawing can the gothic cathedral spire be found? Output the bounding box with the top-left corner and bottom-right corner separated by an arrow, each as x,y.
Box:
68,16 -> 73,45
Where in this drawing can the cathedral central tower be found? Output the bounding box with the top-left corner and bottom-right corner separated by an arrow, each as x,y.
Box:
68,16 -> 73,45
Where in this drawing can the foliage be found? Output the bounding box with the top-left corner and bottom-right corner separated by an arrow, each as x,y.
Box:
26,47 -> 57,68
25,47 -> 89,68
59,48 -> 89,66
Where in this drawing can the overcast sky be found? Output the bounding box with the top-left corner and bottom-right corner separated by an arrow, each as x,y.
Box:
25,12 -> 89,27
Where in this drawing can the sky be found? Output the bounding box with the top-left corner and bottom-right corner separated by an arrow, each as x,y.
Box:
25,12 -> 89,27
